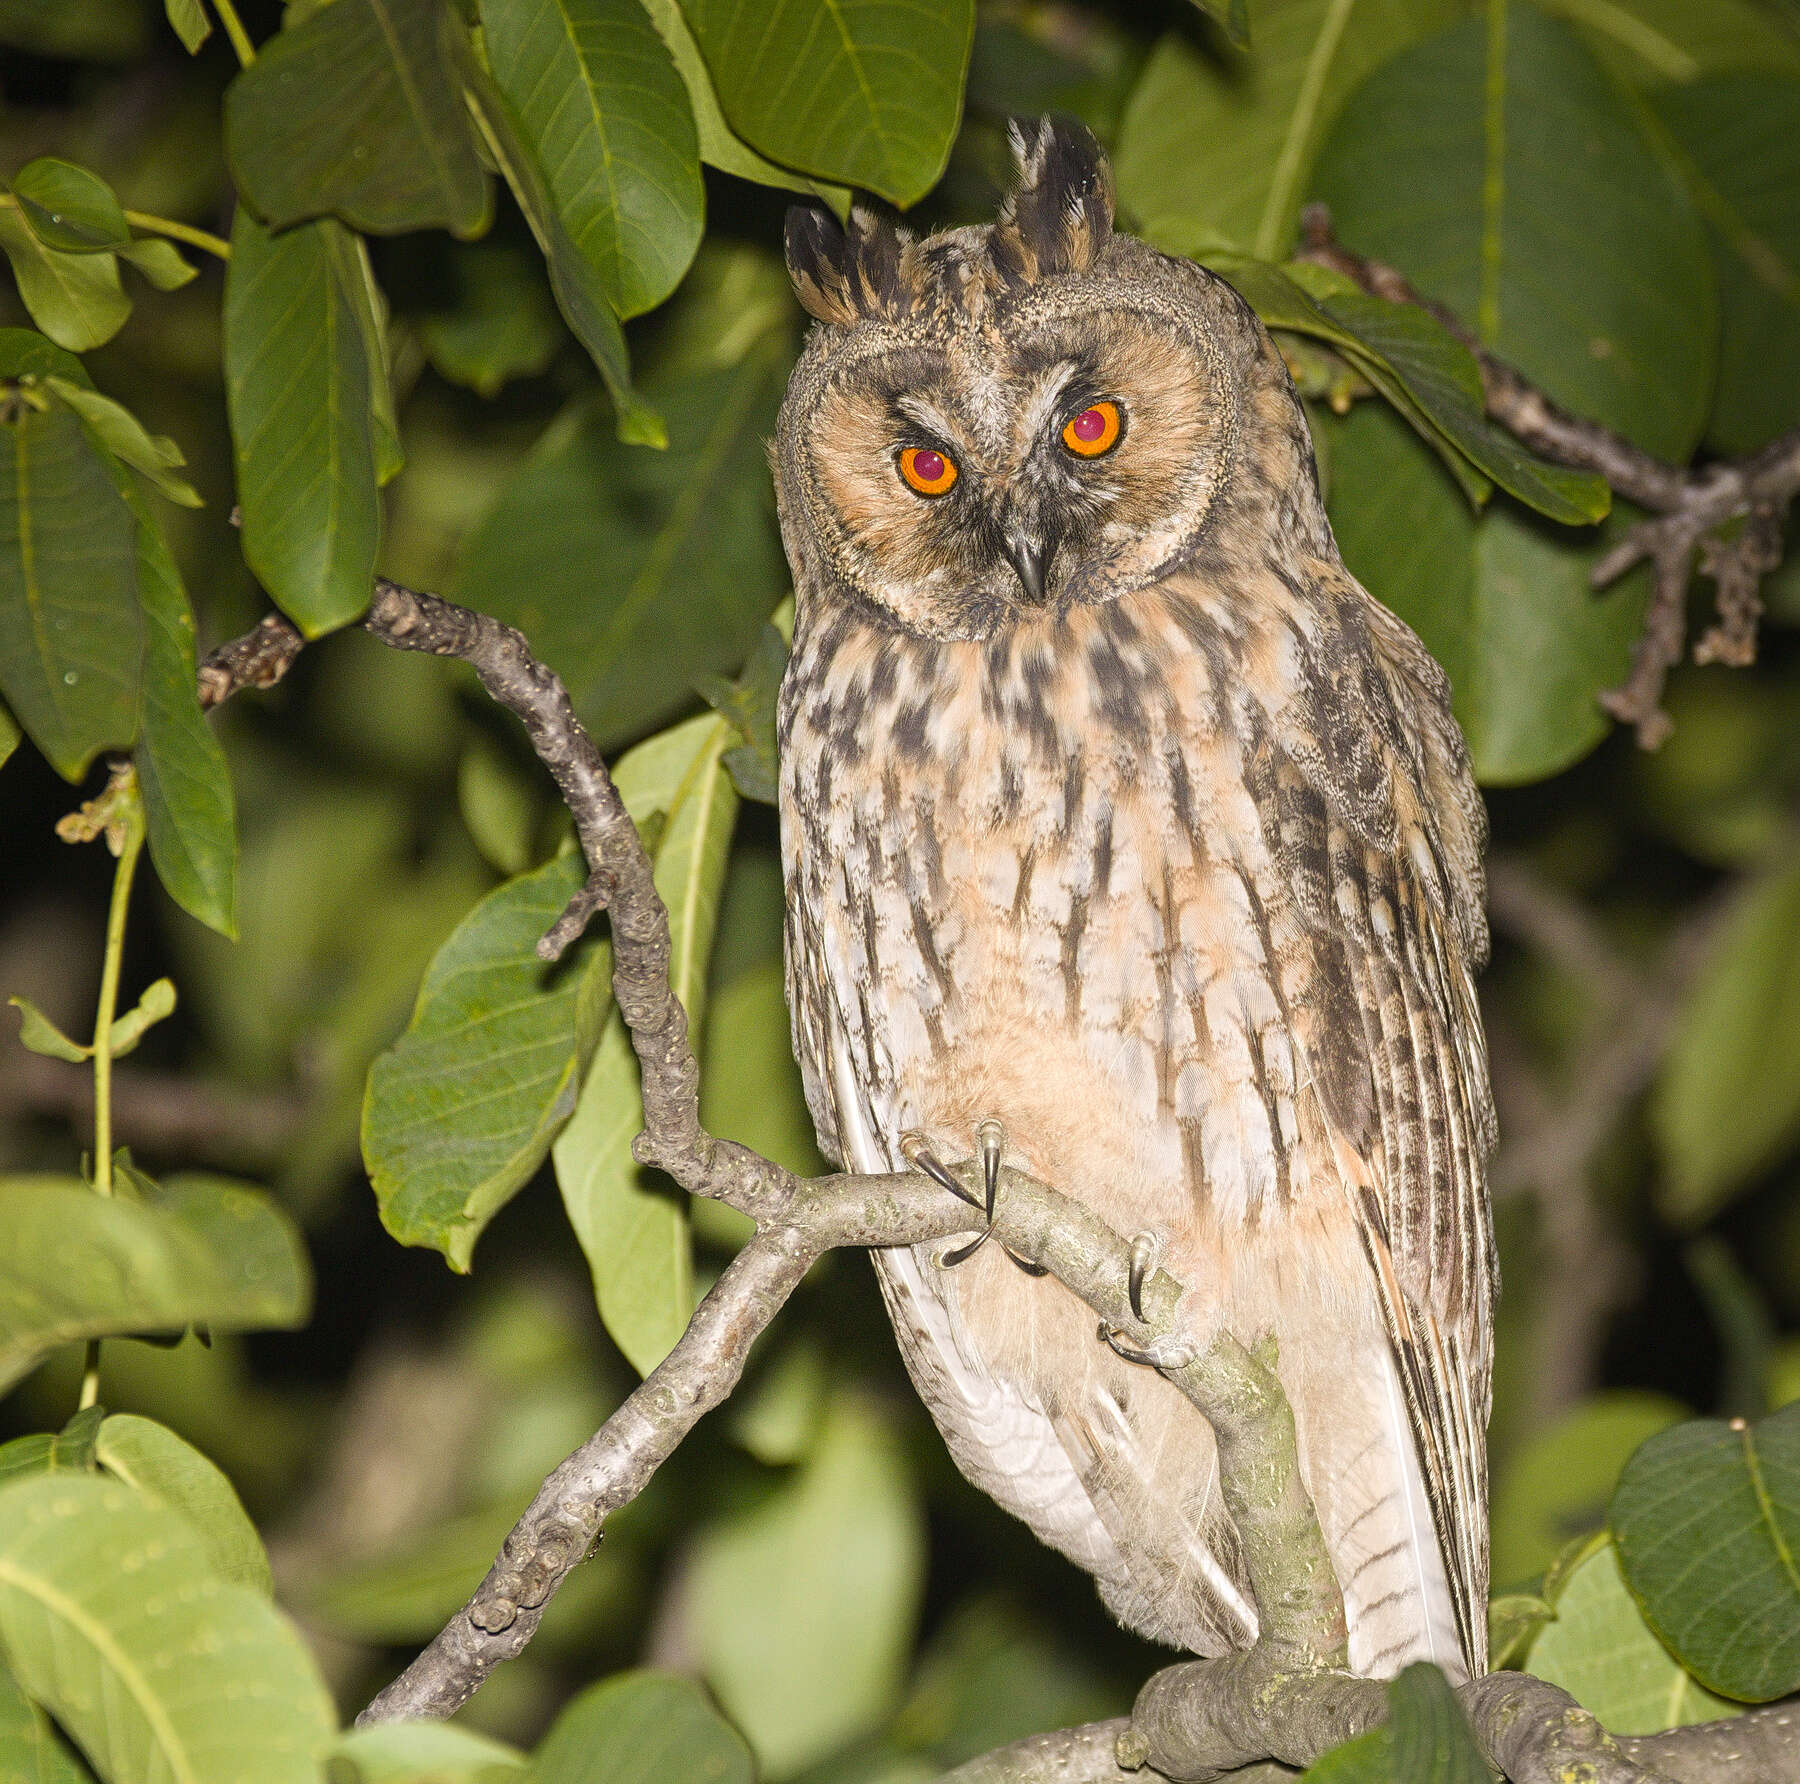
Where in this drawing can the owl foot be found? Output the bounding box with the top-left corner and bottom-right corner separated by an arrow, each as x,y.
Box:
1127,1230 -> 1161,1322
899,1131 -> 983,1211
1097,1320 -> 1195,1373
906,1120 -> 1049,1276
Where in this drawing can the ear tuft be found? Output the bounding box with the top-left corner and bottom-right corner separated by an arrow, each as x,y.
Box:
991,116 -> 1113,283
784,204 -> 914,326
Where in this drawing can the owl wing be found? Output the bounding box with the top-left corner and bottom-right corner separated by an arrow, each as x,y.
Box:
1262,565 -> 1496,1678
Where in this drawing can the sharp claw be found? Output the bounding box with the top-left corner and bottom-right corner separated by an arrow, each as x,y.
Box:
901,1131 -> 983,1210
1004,1246 -> 1049,1276
1128,1231 -> 1157,1322
976,1118 -> 1005,1223
942,1228 -> 993,1267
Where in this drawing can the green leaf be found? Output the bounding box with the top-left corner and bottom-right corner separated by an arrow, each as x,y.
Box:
1527,1538 -> 1740,1733
479,0 -> 704,319
682,0 -> 974,207
8,996 -> 89,1062
457,732 -> 543,876
555,714 -> 738,1375
1487,1593 -> 1554,1670
0,1407 -> 104,1488
0,1474 -> 335,1784
44,376 -> 201,507
1190,0 -> 1250,51
95,1413 -> 271,1594
533,1671 -> 753,1784
1302,1663 -> 1488,1782
688,1392 -> 926,1776
700,958 -> 826,1181
225,0 -> 489,237
0,1174 -> 311,1396
0,396 -> 143,781
225,211 -> 380,637
730,1336 -> 827,1466
697,621 -> 787,805
460,61 -> 660,444
328,226 -> 406,487
1612,1403 -> 1800,1702
11,158 -> 130,253
119,234 -> 199,292
105,976 -> 176,1058
0,699 -> 18,770
421,240 -> 565,399
1541,0 -> 1800,86
0,326 -> 90,385
1310,4 -> 1716,461
125,480 -> 238,936
637,0 -> 850,207
1490,1390 -> 1687,1587
0,1654 -> 85,1784
364,851 -> 611,1271
329,1721 -> 526,1784
1320,398 -> 1646,784
166,0 -> 211,53
455,353 -> 785,752
0,210 -> 130,352
1115,0 -> 1461,262
1653,849 -> 1800,1222
1655,73 -> 1800,457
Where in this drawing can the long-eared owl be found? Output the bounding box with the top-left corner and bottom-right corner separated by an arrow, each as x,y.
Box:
772,119 -> 1496,1683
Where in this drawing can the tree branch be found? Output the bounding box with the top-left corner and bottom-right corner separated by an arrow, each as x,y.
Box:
1297,205 -> 1800,749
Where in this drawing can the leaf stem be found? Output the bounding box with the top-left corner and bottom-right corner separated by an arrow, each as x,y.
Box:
77,773 -> 147,1414
209,0 -> 256,66
122,210 -> 232,262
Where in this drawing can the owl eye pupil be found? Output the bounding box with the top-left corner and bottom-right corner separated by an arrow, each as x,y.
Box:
1070,408 -> 1107,443
912,449 -> 946,481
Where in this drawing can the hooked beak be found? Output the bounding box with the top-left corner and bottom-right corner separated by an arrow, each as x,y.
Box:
1002,530 -> 1052,604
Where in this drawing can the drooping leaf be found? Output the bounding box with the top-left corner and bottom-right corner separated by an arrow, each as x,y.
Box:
0,209 -> 130,351
0,1174 -> 311,1395
8,996 -> 89,1062
119,234 -> 199,291
688,1392 -> 926,1776
95,1413 -> 271,1594
105,976 -> 176,1058
682,0 -> 974,207
10,157 -> 131,252
555,714 -> 738,1375
1115,0 -> 1461,262
327,228 -> 406,487
45,376 -> 201,507
165,0 -> 211,53
225,0 -> 489,237
421,240 -> 565,399
1653,849 -> 1800,1222
455,352 -> 785,752
1611,1403 -> 1800,1702
0,1406 -> 103,1488
479,0 -> 704,319
533,1671 -> 753,1784
1321,398 -> 1646,784
0,395 -> 143,780
0,1475 -> 335,1784
1302,1662 -> 1488,1781
329,1721 -> 527,1784
0,1655 -> 85,1784
1655,73 -> 1800,457
364,851 -> 611,1271
224,211 -> 380,636
1310,3 -> 1716,461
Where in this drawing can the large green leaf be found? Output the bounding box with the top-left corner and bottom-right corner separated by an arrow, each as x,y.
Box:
1301,1663 -> 1487,1781
95,1414 -> 271,1595
0,1475 -> 335,1784
1321,399 -> 1645,783
1652,848 -> 1800,1223
0,1174 -> 311,1395
1517,1540 -> 1737,1736
0,209 -> 130,352
0,1655 -> 84,1784
364,851 -> 611,1271
688,1392 -> 926,1777
225,211 -> 380,636
1539,0 -> 1800,86
10,157 -> 131,252
533,1672 -> 753,1784
479,0 -> 703,320
225,0 -> 488,237
1115,0 -> 1461,262
555,713 -> 738,1375
455,352 -> 785,752
1612,1403 -> 1800,1702
1310,3 -> 1715,461
1654,73 -> 1800,456
682,0 -> 973,207
0,396 -> 142,781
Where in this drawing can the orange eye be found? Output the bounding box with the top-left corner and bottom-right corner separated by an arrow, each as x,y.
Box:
1061,400 -> 1122,457
899,445 -> 958,496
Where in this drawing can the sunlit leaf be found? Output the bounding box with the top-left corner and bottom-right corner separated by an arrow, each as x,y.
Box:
479,0 -> 703,319
1302,1663 -> 1487,1781
1612,1403 -> 1800,1702
95,1413 -> 271,1594
532,1671 -> 753,1784
0,1475 -> 335,1784
11,157 -> 130,253
224,211 -> 380,636
0,210 -> 130,351
225,0 -> 489,237
682,0 -> 974,207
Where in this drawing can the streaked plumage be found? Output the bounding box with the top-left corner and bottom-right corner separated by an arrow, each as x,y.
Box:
773,121 -> 1497,1681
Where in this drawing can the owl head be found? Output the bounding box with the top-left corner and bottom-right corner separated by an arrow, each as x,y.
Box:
773,118 -> 1312,641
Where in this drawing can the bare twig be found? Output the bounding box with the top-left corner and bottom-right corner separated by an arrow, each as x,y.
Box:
1297,205 -> 1800,749
196,611 -> 306,708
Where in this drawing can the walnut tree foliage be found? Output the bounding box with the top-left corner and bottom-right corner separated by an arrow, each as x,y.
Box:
1,0 -> 1799,1779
